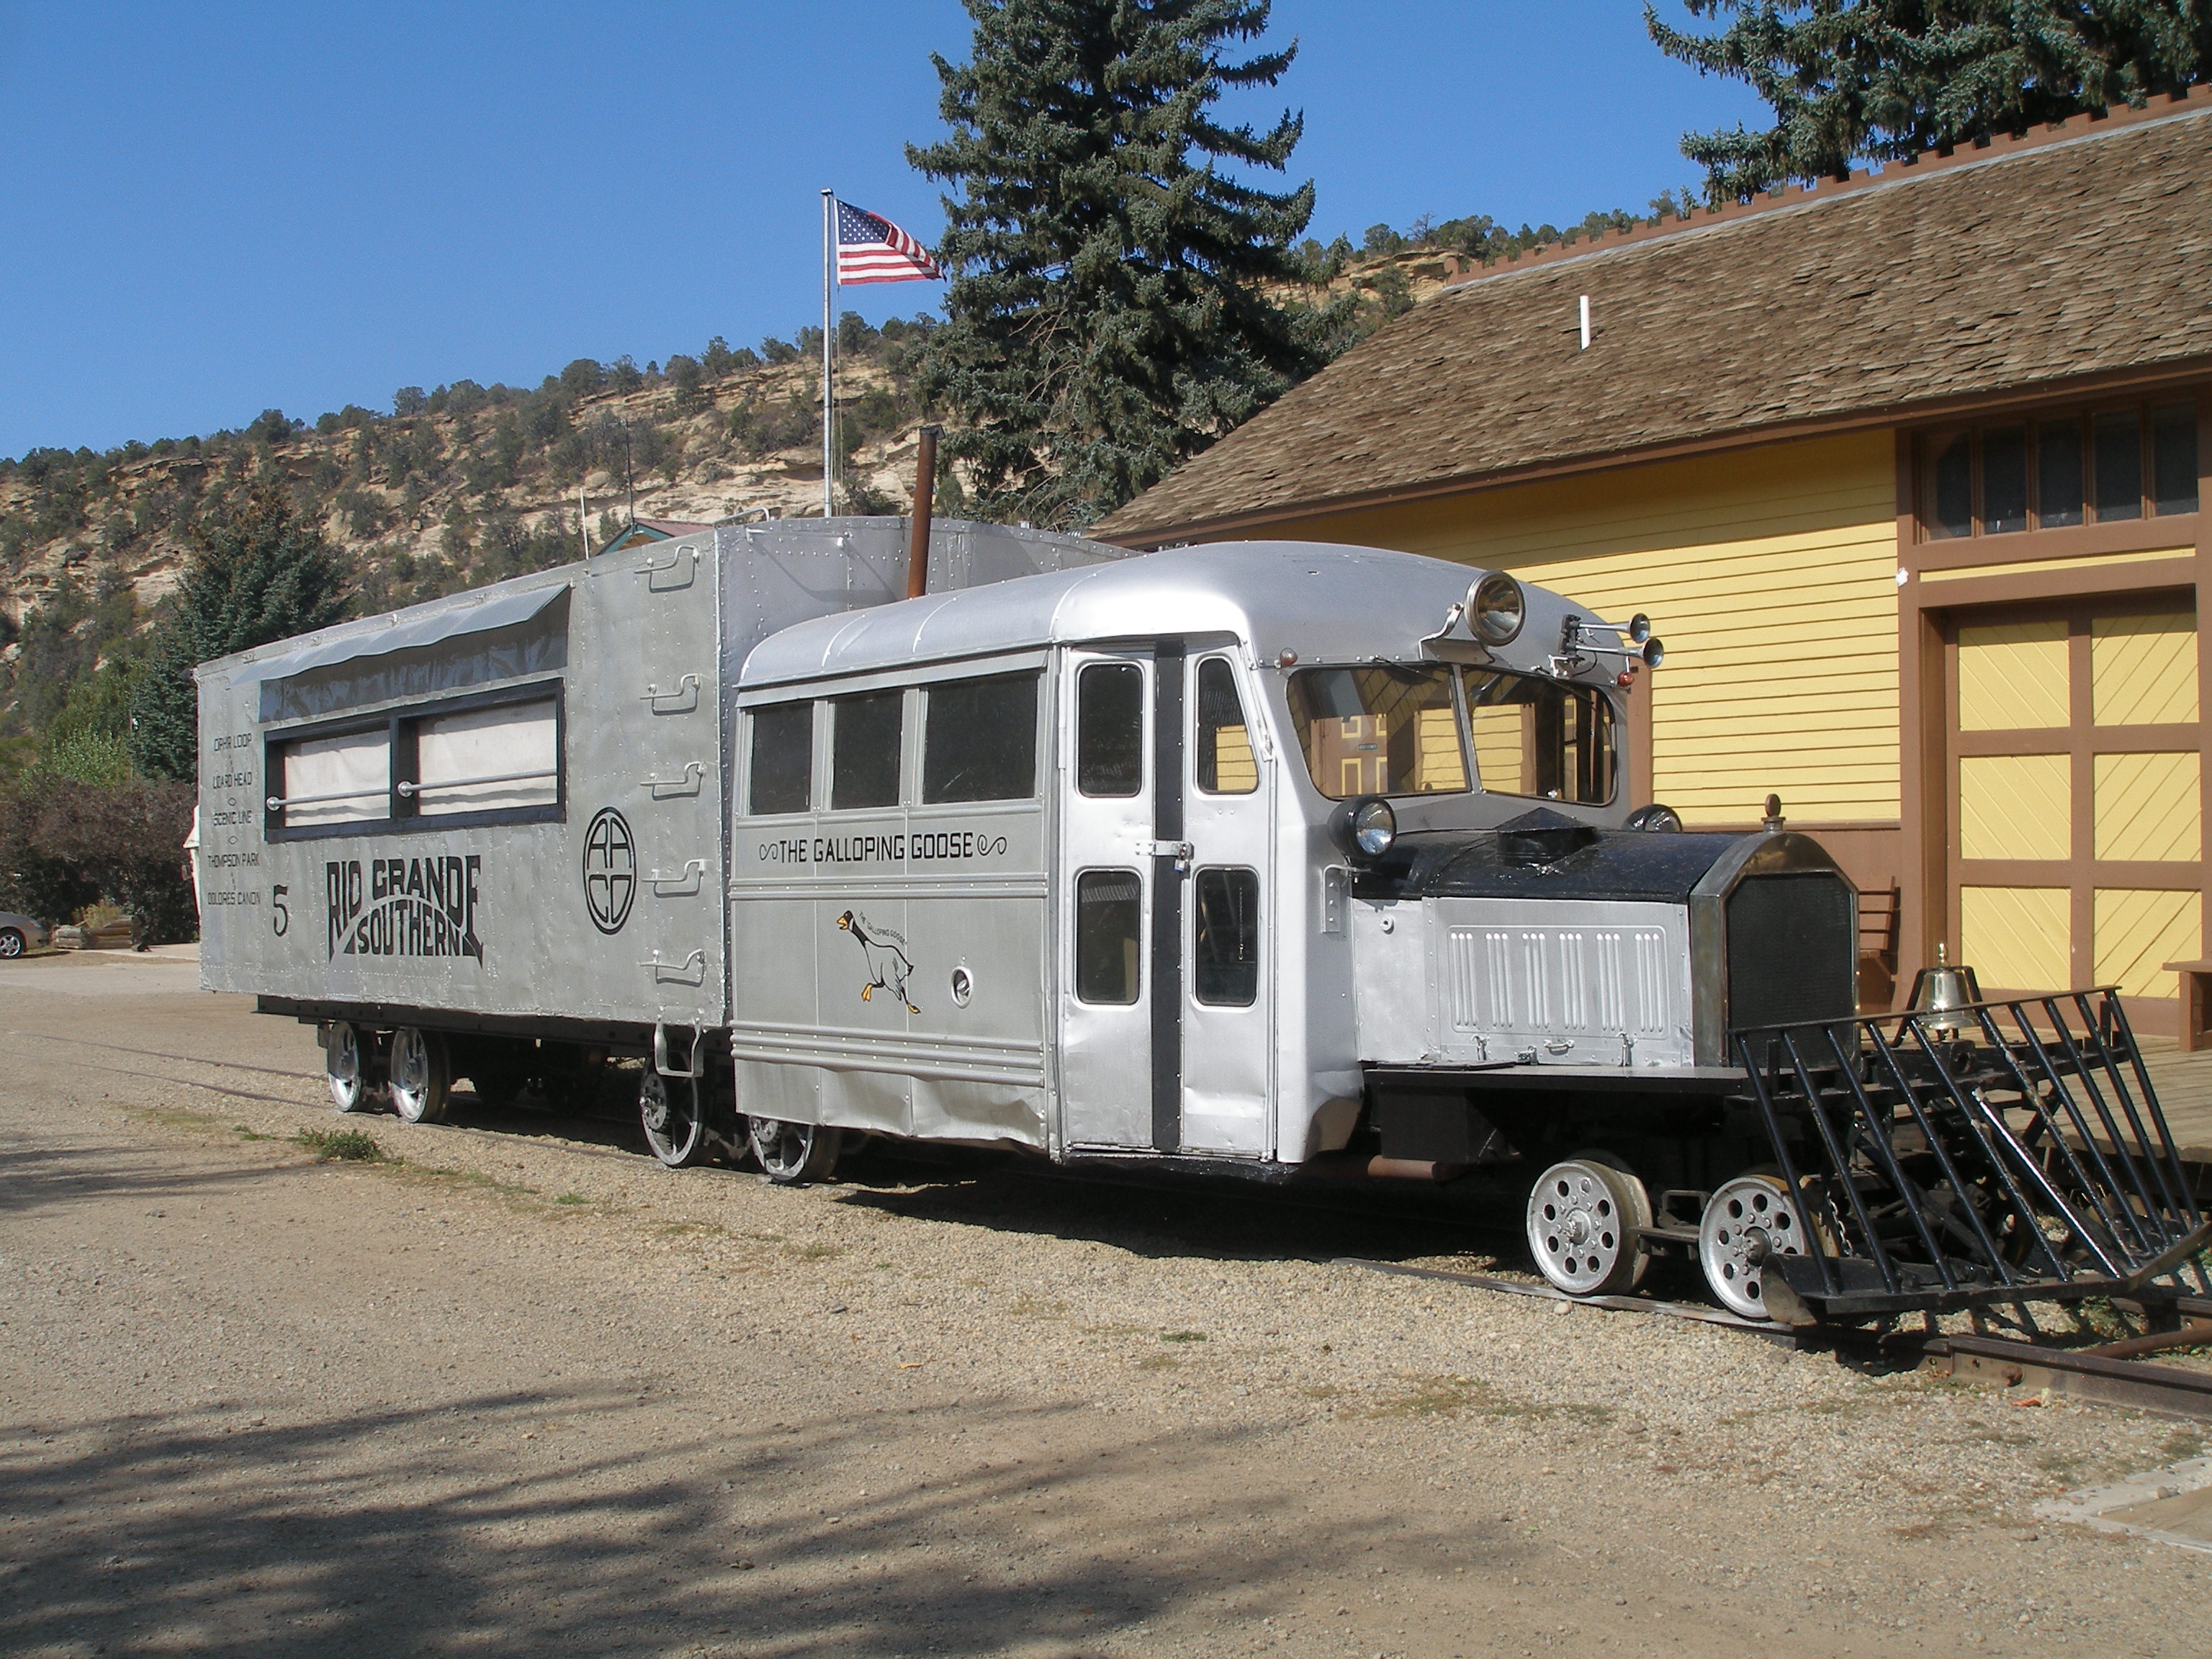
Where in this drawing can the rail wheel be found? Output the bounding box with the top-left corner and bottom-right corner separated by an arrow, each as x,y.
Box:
1698,1172 -> 1809,1318
388,1027 -> 451,1125
640,1069 -> 710,1169
325,1021 -> 369,1112
748,1117 -> 841,1185
1526,1154 -> 1652,1296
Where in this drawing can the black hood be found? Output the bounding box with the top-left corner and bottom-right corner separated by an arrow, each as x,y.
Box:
1349,819 -> 1748,904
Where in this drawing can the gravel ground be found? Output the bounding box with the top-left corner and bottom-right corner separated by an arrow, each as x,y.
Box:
0,950 -> 2205,1657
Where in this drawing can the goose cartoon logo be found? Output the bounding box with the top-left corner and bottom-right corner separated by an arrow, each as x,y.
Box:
835,909 -> 920,1014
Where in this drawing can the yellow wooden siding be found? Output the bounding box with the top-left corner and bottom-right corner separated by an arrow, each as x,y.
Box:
2095,889 -> 2201,1001
1469,703 -> 1532,794
1961,886 -> 2071,991
2093,752 -> 2202,862
2092,609 -> 2198,726
1413,705 -> 1462,793
1254,432 -> 1900,824
1210,724 -> 1259,793
1959,755 -> 2071,860
1957,620 -> 2070,730
1919,545 -> 2193,584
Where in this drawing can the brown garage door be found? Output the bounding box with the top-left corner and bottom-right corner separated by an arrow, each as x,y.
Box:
1948,596 -> 2203,1022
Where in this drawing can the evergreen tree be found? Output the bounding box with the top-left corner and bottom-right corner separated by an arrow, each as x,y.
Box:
127,484 -> 349,781
1650,1 -> 2211,199
909,0 -> 1334,530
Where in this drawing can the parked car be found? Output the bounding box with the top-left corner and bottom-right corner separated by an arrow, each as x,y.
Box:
0,912 -> 47,957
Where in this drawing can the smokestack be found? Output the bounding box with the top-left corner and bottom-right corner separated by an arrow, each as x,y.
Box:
907,425 -> 940,600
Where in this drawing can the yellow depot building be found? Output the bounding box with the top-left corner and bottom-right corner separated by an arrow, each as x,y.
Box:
1100,89 -> 2212,1030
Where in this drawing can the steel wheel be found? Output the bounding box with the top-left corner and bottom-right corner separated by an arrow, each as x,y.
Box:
325,1021 -> 369,1113
747,1117 -> 842,1185
1527,1154 -> 1652,1296
0,927 -> 24,958
1699,1172 -> 1809,1318
640,1069 -> 709,1168
388,1027 -> 451,1125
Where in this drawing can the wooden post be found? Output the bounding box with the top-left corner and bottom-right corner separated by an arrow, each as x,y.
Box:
907,426 -> 940,600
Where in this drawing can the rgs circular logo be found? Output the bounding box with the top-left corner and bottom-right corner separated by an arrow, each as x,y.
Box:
583,808 -> 637,935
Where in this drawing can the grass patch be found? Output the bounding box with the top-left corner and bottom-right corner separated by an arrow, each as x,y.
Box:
2162,1425 -> 2208,1462
1159,1330 -> 1206,1344
293,1128 -> 390,1163
554,1191 -> 589,1206
788,1242 -> 845,1260
230,1123 -> 275,1142
1136,1354 -> 1183,1372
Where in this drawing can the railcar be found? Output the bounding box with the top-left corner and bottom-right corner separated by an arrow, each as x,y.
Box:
200,529 -> 2204,1321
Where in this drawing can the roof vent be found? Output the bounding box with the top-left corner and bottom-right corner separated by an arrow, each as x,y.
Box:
1498,805 -> 1598,867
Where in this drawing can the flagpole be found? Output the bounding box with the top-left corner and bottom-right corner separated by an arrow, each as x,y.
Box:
821,188 -> 835,519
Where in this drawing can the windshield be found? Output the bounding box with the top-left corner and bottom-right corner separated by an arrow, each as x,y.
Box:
1283,662 -> 1617,804
1462,667 -> 1615,804
1283,665 -> 1467,800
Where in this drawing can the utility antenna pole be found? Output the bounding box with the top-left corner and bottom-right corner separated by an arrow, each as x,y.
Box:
622,421 -> 635,528
577,484 -> 589,559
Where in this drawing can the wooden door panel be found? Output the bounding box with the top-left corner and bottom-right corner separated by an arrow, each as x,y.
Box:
2094,887 -> 2201,1002
2092,611 -> 2198,726
1959,884 -> 2070,989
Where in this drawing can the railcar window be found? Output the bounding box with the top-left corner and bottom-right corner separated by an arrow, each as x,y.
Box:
1283,665 -> 1465,800
1075,869 -> 1142,1004
747,702 -> 814,815
279,729 -> 389,829
923,672 -> 1039,803
832,690 -> 904,809
1192,868 -> 1260,1005
1077,662 -> 1144,796
410,700 -> 558,817
1195,658 -> 1258,795
1461,669 -> 1615,804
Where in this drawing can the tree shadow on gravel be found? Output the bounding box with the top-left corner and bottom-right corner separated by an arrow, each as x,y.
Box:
0,1388 -> 1521,1658
0,1136 -> 282,1219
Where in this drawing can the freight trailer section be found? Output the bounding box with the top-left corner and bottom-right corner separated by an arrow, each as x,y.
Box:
194,517 -> 1123,1122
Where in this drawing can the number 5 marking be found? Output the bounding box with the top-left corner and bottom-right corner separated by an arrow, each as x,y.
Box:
272,884 -> 289,937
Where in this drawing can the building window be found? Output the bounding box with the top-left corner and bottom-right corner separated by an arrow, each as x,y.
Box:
1920,401 -> 2198,539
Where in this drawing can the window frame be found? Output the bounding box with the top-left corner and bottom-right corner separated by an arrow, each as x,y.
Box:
921,669 -> 1043,806
1917,397 -> 2200,542
744,698 -> 818,818
264,678 -> 565,842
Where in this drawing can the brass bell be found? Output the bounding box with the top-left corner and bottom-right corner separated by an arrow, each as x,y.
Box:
1907,942 -> 1983,1040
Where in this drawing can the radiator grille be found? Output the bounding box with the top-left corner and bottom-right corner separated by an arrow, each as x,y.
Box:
1447,925 -> 1671,1035
1725,871 -> 1856,1030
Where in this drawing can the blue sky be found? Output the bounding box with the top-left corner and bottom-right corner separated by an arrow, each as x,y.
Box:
0,2 -> 1764,459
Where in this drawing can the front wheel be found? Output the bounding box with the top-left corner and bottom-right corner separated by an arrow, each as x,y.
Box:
1525,1153 -> 1652,1297
388,1027 -> 451,1125
1699,1172 -> 1810,1318
325,1021 -> 369,1113
640,1069 -> 710,1168
747,1117 -> 842,1185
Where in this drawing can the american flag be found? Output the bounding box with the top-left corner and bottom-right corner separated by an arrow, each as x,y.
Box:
834,199 -> 941,284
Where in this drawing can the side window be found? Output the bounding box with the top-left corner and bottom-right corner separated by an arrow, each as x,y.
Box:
1074,870 -> 1142,1004
1195,658 -> 1257,795
275,728 -> 389,830
1192,868 -> 1260,1006
923,672 -> 1039,804
409,699 -> 558,817
831,690 -> 903,809
1077,662 -> 1144,797
747,702 -> 814,815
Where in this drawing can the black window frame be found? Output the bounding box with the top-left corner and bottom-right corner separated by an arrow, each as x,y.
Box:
921,670 -> 1042,805
264,678 -> 565,843
829,688 -> 906,811
1074,867 -> 1143,1005
1191,866 -> 1261,1007
1076,660 -> 1146,799
1919,398 -> 2199,540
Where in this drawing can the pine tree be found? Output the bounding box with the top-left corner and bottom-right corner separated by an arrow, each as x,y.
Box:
127,484 -> 349,781
1649,1 -> 2211,199
909,0 -> 1335,530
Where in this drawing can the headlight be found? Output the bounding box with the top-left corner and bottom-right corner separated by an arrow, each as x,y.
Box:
1467,571 -> 1524,647
1331,796 -> 1398,862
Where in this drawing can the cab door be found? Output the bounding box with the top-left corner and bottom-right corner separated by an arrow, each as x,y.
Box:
1179,652 -> 1273,1156
1057,648 -> 1158,1149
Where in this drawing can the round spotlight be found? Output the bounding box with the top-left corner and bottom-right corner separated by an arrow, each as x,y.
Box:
1641,636 -> 1665,668
1467,571 -> 1525,647
1624,803 -> 1682,832
1627,613 -> 1651,644
1352,797 -> 1397,858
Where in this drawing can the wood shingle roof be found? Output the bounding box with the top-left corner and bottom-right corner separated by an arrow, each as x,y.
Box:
1099,91 -> 2212,546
